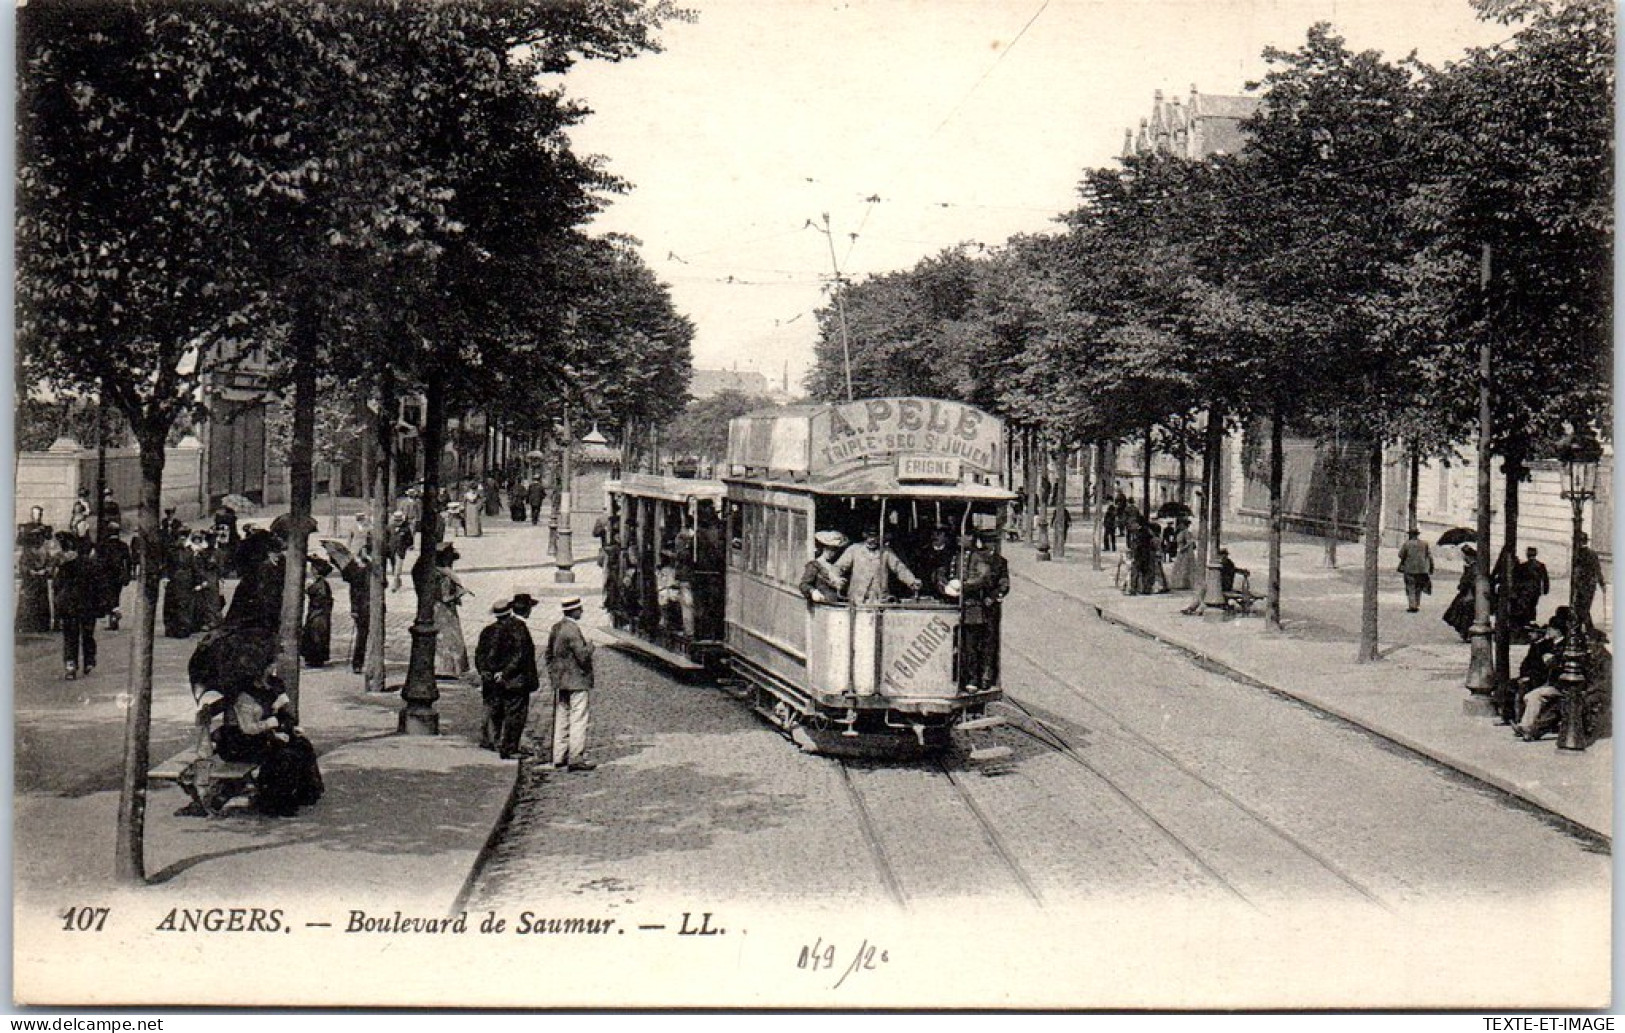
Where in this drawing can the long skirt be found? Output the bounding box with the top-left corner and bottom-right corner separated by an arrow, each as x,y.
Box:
17,575 -> 52,633
434,601 -> 471,679
1169,550 -> 1196,591
214,727 -> 324,816
301,609 -> 332,666
1443,589 -> 1476,640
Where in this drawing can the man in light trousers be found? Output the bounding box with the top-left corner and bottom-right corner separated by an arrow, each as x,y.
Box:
547,596 -> 597,771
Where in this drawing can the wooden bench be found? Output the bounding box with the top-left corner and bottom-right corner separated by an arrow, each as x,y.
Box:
147,690 -> 260,817
1223,572 -> 1262,616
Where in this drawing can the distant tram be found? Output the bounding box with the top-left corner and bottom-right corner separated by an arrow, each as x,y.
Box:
603,397 -> 1015,755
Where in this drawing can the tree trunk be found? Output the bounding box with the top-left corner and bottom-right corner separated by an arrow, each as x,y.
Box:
1493,450 -> 1523,720
1090,441 -> 1104,572
1198,405 -> 1226,610
1357,442 -> 1383,663
1051,450 -> 1068,559
1176,413 -> 1189,504
1325,415 -> 1341,569
399,372 -> 445,734
364,403 -> 391,693
1266,409 -> 1284,631
1407,438 -> 1421,533
276,326 -> 318,718
114,426 -> 166,883
1024,426 -> 1038,545
1141,423 -> 1153,515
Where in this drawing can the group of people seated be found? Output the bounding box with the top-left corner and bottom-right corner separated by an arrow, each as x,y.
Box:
1511,606 -> 1612,745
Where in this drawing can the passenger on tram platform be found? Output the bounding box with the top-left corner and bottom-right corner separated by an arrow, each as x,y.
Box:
919,525 -> 959,601
800,531 -> 848,603
835,527 -> 922,603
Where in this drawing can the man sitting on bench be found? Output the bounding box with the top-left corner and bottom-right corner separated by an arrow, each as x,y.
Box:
1219,548 -> 1257,613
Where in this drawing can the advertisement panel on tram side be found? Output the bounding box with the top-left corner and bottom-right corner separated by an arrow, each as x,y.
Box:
810,398 -> 1003,476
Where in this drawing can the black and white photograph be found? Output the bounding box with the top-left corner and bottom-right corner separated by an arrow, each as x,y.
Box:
11,0 -> 1613,1010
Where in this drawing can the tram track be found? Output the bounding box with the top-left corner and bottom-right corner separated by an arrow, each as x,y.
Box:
996,642 -> 1394,912
836,755 -> 1044,909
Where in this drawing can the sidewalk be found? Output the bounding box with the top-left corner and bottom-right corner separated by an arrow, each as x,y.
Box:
1009,521 -> 1612,841
14,507 -> 607,914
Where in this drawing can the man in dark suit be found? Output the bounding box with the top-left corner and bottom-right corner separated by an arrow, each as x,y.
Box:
475,590 -> 540,759
546,596 -> 596,771
525,478 -> 547,527
1511,546 -> 1551,629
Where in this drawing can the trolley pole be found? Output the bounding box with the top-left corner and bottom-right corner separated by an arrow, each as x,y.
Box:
555,403 -> 576,584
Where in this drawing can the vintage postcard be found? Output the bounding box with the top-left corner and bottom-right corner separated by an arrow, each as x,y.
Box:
12,0 -> 1611,1010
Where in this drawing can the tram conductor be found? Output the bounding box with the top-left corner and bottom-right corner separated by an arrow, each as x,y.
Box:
947,531 -> 1009,692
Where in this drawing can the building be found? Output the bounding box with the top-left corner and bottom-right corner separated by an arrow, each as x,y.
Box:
689,368 -> 772,401
1123,86 -> 1259,160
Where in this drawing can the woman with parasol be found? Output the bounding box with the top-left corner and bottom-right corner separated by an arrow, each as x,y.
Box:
433,543 -> 475,682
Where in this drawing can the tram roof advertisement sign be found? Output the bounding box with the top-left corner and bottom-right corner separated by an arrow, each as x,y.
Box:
727,398 -> 1005,484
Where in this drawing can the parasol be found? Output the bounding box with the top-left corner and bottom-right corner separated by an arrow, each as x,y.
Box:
270,513 -> 319,538
319,538 -> 356,569
1155,500 -> 1193,519
1436,527 -> 1477,547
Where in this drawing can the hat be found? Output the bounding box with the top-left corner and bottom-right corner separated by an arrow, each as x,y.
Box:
509,588 -> 540,610
435,543 -> 460,564
561,596 -> 584,613
815,530 -> 848,549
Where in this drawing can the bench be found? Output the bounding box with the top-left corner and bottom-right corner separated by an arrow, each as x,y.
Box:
1222,572 -> 1262,616
147,690 -> 260,817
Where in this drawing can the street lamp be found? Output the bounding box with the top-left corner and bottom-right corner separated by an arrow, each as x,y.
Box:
555,404 -> 576,584
1555,425 -> 1602,751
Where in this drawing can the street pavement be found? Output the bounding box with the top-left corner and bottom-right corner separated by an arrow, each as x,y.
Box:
1019,518 -> 1613,840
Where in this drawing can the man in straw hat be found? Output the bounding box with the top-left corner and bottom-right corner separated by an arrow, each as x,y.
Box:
546,596 -> 596,771
474,588 -> 540,759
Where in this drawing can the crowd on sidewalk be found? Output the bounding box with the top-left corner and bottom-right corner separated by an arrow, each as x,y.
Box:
14,471 -> 610,822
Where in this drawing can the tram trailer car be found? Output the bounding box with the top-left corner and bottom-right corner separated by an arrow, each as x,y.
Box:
720,397 -> 1013,756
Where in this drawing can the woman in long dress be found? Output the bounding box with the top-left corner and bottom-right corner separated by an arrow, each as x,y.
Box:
1442,546 -> 1479,642
432,544 -> 474,681
1168,518 -> 1197,591
164,536 -> 202,638
301,556 -> 334,667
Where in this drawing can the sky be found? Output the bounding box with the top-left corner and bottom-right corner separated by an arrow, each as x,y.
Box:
560,0 -> 1513,394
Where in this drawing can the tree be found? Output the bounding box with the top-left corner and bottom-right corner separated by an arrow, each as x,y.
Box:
18,0 -> 277,882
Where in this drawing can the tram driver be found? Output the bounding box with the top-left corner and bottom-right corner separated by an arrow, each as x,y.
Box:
835,526 -> 922,603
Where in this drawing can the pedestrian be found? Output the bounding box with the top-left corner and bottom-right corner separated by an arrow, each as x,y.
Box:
525,477 -> 547,527
340,545 -> 373,675
510,480 -> 528,523
1102,501 -> 1118,552
546,595 -> 597,770
98,489 -> 121,534
68,489 -> 91,538
433,544 -> 474,682
389,510 -> 413,590
1397,527 -> 1433,613
195,528 -> 227,631
475,590 -> 540,759
96,523 -> 133,631
1572,532 -> 1605,632
346,512 -> 372,557
1511,546 -> 1550,630
226,531 -> 284,632
54,532 -> 98,680
301,555 -> 334,667
1443,545 -> 1478,641
164,532 -> 205,638
1168,517 -> 1197,591
833,526 -> 921,603
16,507 -> 55,634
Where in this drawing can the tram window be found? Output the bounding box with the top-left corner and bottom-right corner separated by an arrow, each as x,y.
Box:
791,511 -> 808,567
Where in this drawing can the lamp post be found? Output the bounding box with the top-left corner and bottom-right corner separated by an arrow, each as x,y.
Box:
1555,426 -> 1602,751
555,403 -> 576,584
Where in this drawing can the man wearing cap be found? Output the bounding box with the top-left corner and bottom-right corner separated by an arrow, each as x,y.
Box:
920,525 -> 959,601
1396,528 -> 1433,614
834,526 -> 921,603
475,590 -> 540,758
546,597 -> 596,771
800,531 -> 848,603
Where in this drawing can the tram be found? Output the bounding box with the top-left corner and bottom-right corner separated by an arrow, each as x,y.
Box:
603,397 -> 1015,756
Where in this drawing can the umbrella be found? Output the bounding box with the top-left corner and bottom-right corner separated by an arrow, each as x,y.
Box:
1156,500 -> 1193,519
1437,527 -> 1477,547
188,625 -> 279,698
524,449 -> 548,461
270,512 -> 319,539
319,539 -> 356,570
220,493 -> 258,514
